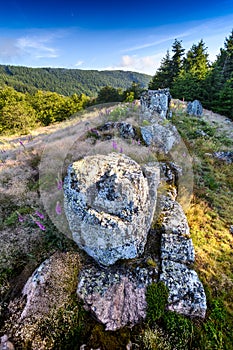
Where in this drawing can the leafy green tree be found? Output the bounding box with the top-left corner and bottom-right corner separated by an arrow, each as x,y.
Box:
0,100 -> 37,134
123,81 -> 142,100
96,85 -> 123,103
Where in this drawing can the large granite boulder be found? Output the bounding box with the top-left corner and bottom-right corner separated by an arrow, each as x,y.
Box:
64,153 -> 160,266
187,100 -> 203,116
140,89 -> 171,120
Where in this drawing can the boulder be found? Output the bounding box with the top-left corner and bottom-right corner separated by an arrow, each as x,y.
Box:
140,123 -> 181,154
4,252 -> 81,350
160,260 -> 207,318
64,153 -> 160,266
187,100 -> 203,116
77,265 -> 158,331
97,122 -> 136,139
140,89 -> 171,120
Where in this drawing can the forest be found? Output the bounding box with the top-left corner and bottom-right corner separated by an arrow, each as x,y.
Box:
149,30 -> 233,119
0,66 -> 151,96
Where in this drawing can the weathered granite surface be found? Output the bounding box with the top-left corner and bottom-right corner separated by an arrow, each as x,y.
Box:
64,153 -> 160,266
160,260 -> 207,318
187,100 -> 203,116
140,89 -> 171,120
140,123 -> 181,154
157,194 -> 206,318
77,265 -> 158,331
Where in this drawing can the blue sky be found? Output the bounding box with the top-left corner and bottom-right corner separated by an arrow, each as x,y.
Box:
0,0 -> 233,75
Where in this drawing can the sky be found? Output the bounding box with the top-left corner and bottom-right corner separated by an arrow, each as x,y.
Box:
0,0 -> 233,75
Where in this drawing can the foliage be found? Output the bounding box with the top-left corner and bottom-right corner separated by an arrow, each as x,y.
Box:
149,30 -> 233,119
0,65 -> 151,97
0,86 -> 91,134
146,282 -> 169,323
96,85 -> 123,103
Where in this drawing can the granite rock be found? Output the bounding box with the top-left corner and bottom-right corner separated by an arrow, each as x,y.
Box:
77,265 -> 158,331
140,123 -> 181,154
187,100 -> 203,116
64,153 -> 160,266
160,260 -> 207,318
140,89 -> 171,120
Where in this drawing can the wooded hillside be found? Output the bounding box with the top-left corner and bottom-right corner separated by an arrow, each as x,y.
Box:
0,65 -> 151,96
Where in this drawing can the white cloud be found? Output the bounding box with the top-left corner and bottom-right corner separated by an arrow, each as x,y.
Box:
74,60 -> 84,67
121,32 -> 191,53
104,53 -> 162,75
16,35 -> 59,59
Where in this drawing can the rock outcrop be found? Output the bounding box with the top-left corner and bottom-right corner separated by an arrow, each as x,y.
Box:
140,89 -> 171,120
158,195 -> 206,318
4,252 -> 81,350
140,123 -> 181,154
213,151 -> 233,164
187,100 -> 203,116
64,153 -> 160,266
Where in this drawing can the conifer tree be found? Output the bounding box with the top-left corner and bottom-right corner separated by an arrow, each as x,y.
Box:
149,51 -> 173,89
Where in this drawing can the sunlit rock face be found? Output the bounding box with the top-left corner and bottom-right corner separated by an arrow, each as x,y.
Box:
64,153 -> 160,266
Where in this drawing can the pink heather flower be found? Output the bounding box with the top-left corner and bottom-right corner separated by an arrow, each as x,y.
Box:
112,140 -> 118,150
57,179 -> 63,190
55,201 -> 62,215
120,147 -> 123,153
19,140 -> 25,148
35,221 -> 46,231
18,214 -> 24,223
35,211 -> 45,220
137,139 -> 141,145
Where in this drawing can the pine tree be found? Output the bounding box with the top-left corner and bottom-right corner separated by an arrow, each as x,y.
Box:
149,51 -> 173,90
222,30 -> 233,80
183,40 -> 209,79
171,39 -> 185,80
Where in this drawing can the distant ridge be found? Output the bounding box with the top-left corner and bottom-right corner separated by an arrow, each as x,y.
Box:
0,65 -> 151,96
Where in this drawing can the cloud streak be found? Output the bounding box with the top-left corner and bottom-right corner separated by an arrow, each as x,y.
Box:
103,53 -> 162,75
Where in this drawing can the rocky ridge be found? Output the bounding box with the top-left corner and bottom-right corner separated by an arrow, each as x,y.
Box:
2,89 -> 207,346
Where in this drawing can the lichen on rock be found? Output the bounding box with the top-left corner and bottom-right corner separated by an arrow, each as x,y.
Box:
64,153 -> 160,266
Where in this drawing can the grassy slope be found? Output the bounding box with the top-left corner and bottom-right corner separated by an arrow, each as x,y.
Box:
170,101 -> 233,349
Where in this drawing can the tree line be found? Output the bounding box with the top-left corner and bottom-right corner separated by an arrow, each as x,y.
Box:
0,82 -> 143,135
149,30 -> 233,119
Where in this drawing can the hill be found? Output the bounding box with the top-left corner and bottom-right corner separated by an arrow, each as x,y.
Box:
0,65 -> 151,96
